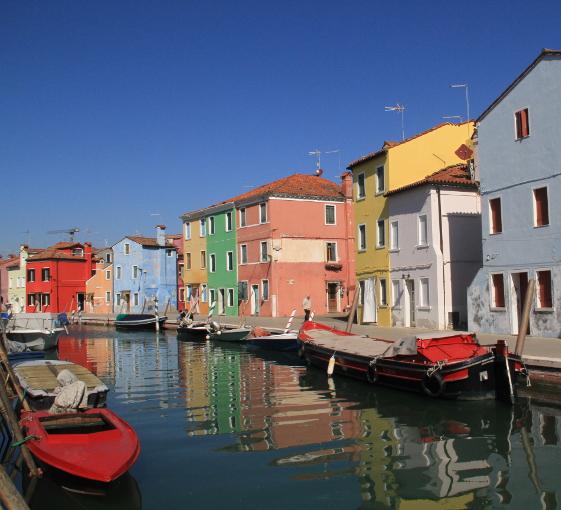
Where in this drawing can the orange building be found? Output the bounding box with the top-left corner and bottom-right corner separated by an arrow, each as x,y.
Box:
85,248 -> 113,314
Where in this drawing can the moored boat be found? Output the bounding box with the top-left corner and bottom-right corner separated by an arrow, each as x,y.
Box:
298,320 -> 529,401
19,407 -> 140,482
245,326 -> 299,352
206,322 -> 251,342
115,314 -> 167,330
5,312 -> 66,350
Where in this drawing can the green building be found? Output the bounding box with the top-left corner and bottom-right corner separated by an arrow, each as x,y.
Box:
205,203 -> 238,316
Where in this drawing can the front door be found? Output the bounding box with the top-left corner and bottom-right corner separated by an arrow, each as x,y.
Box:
510,272 -> 530,335
250,284 -> 260,315
405,280 -> 415,327
121,291 -> 131,313
77,293 -> 85,312
362,277 -> 377,323
218,288 -> 225,315
327,282 -> 339,313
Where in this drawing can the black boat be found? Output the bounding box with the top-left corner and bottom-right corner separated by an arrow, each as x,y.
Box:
115,314 -> 167,330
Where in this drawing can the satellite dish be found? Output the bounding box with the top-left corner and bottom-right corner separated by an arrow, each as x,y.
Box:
455,144 -> 473,161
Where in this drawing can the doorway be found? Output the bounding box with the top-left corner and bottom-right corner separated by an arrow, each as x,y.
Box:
327,282 -> 339,313
404,279 -> 415,327
120,291 -> 131,313
77,292 -> 85,313
250,284 -> 260,315
510,272 -> 530,335
218,288 -> 225,315
362,278 -> 377,323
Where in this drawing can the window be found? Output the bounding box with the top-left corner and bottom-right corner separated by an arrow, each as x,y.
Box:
178,263 -> 184,279
200,251 -> 206,269
376,166 -> 385,194
358,224 -> 366,251
209,216 -> 215,235
491,273 -> 505,308
418,215 -> 428,246
166,249 -> 173,257
116,266 -> 122,280
326,242 -> 337,262
209,254 -> 216,272
186,253 -> 192,270
390,221 -> 399,250
186,285 -> 192,300
105,269 -> 111,280
105,253 -> 112,263
132,265 -> 139,279
200,218 -> 207,237
262,280 -> 269,301
201,284 -> 208,303
8,277 -> 12,289
226,212 -> 233,232
357,173 -> 365,199
116,293 -> 121,306
133,293 -> 139,306
41,268 -> 50,281
419,278 -> 430,307
27,294 -> 34,307
226,251 -> 233,271
240,244 -> 248,264
209,289 -> 216,307
259,203 -> 267,224
359,280 -> 365,305
124,243 -> 130,255
489,198 -> 502,234
515,108 -> 530,139
72,247 -> 83,256
379,279 -> 387,306
240,208 -> 247,227
325,205 -> 336,225
260,241 -> 268,262
184,222 -> 191,240
537,270 -> 553,308
376,219 -> 385,248
392,280 -> 400,307
227,288 -> 234,307
105,291 -> 111,303
27,269 -> 35,282
533,187 -> 549,227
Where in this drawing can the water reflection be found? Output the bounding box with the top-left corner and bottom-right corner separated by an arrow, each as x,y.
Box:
22,329 -> 561,509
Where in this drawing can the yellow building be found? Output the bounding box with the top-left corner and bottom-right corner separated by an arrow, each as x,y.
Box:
180,215 -> 209,315
348,122 -> 474,326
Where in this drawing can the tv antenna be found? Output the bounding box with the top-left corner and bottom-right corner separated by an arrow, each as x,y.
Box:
384,103 -> 406,141
47,227 -> 80,242
308,149 -> 322,170
325,149 -> 342,173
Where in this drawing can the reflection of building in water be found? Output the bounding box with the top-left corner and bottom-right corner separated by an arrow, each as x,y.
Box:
178,343 -> 241,435
57,336 -> 116,381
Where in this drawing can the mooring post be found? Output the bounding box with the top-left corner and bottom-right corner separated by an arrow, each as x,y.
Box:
345,289 -> 360,333
0,465 -> 30,510
515,279 -> 535,356
154,297 -> 160,333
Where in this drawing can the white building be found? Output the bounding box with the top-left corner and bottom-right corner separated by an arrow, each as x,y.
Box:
386,164 -> 481,329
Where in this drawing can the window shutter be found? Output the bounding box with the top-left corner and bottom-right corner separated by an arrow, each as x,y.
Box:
534,188 -> 549,226
538,271 -> 552,308
520,109 -> 529,137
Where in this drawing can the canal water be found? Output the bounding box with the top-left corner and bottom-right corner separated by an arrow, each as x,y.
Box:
23,327 -> 561,509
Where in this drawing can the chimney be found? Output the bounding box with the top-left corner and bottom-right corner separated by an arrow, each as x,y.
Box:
156,225 -> 166,246
341,172 -> 353,199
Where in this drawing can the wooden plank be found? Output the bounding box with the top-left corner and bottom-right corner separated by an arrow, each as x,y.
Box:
15,363 -> 104,392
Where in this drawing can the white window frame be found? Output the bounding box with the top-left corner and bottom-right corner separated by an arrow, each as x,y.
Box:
105,291 -> 111,304
358,224 -> 366,251
419,278 -> 430,308
185,252 -> 192,270
533,185 -> 550,228
260,241 -> 269,262
489,197 -> 503,234
225,211 -> 233,232
326,242 -> 338,262
124,243 -> 131,255
27,269 -> 35,282
239,208 -> 247,227
358,280 -> 365,305
133,292 -> 139,306
490,272 -> 506,309
356,172 -> 366,199
116,293 -> 121,306
41,267 -> 50,282
116,266 -> 122,280
200,250 -> 206,269
184,222 -> 191,240
392,280 -> 400,308
105,252 -> 112,263
209,216 -> 215,235
514,107 -> 530,140
375,165 -> 385,194
240,244 -> 248,264
376,219 -> 385,248
227,288 -> 235,307
389,220 -> 399,251
132,265 -> 139,279
199,218 -> 207,237
417,215 -> 428,247
105,269 -> 111,280
209,253 -> 216,273
325,204 -> 336,225
226,251 -> 234,271
209,289 -> 216,307
259,203 -> 267,224
262,279 -> 269,301
536,268 -> 553,309
379,279 -> 387,307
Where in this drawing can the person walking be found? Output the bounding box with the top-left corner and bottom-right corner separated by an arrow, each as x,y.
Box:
302,295 -> 312,321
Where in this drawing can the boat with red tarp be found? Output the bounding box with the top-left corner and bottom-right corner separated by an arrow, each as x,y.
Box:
298,321 -> 529,401
19,408 -> 140,482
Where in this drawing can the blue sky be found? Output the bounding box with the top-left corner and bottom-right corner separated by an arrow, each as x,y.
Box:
1,0 -> 560,254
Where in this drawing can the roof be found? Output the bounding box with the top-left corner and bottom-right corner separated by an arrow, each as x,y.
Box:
347,121 -> 472,169
51,242 -> 83,249
1,256 -> 19,269
28,249 -> 85,262
384,164 -> 478,196
181,173 -> 344,219
126,236 -> 177,248
478,49 -> 561,123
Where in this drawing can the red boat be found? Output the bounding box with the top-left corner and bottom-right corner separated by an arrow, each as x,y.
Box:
298,321 -> 529,401
19,408 -> 140,482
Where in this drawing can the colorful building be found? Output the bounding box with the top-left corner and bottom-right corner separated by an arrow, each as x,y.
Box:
6,246 -> 43,312
112,225 -> 177,314
386,164 -> 481,329
170,236 -> 186,312
85,248 -> 113,314
0,253 -> 19,309
348,121 -> 474,326
468,49 -> 561,337
25,242 -> 94,313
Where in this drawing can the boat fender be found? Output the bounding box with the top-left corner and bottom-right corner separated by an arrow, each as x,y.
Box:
422,372 -> 445,398
366,362 -> 378,384
327,354 -> 335,376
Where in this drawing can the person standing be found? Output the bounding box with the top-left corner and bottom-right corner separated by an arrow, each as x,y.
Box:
302,295 -> 312,321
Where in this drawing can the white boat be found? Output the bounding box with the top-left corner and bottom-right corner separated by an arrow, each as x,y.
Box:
5,313 -> 66,351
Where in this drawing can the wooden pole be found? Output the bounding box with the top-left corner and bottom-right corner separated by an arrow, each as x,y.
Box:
141,298 -> 146,314
0,329 -> 31,411
0,465 -> 30,510
164,298 -> 170,317
345,288 -> 360,333
515,279 -> 535,356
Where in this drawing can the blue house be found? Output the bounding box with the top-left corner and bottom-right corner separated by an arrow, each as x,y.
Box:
112,225 -> 178,314
468,49 -> 561,337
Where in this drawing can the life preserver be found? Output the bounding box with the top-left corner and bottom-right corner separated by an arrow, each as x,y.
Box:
422,372 -> 445,397
366,364 -> 378,384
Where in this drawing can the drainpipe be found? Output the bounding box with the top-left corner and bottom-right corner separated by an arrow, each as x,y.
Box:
437,187 -> 446,329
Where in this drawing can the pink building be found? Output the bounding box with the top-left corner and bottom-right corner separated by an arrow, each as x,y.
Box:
234,173 -> 355,317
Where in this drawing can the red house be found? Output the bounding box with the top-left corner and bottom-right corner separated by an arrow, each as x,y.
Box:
26,242 -> 94,313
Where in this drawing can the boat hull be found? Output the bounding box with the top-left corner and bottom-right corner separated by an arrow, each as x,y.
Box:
246,333 -> 299,352
209,328 -> 251,342
6,329 -> 63,350
20,408 -> 140,483
115,314 -> 167,330
177,325 -> 210,340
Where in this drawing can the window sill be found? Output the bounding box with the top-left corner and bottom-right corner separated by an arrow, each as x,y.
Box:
490,307 -> 506,312
375,191 -> 385,196
391,306 -> 401,310
375,245 -> 386,250
356,196 -> 366,202
416,244 -> 429,250
388,248 -> 399,253
533,224 -> 550,229
489,232 -> 502,236
378,305 -> 389,309
515,135 -> 530,142
358,249 -> 367,253
535,307 -> 554,313
417,306 -> 431,311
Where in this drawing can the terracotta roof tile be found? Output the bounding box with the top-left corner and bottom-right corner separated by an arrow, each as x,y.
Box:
28,249 -> 85,261
347,121 -> 472,169
385,164 -> 477,196
127,236 -> 176,248
0,256 -> 19,268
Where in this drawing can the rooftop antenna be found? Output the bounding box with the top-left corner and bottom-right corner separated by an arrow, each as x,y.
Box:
443,115 -> 463,122
47,227 -> 80,242
450,83 -> 471,137
325,149 -> 342,173
384,103 -> 406,141
308,149 -> 321,171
